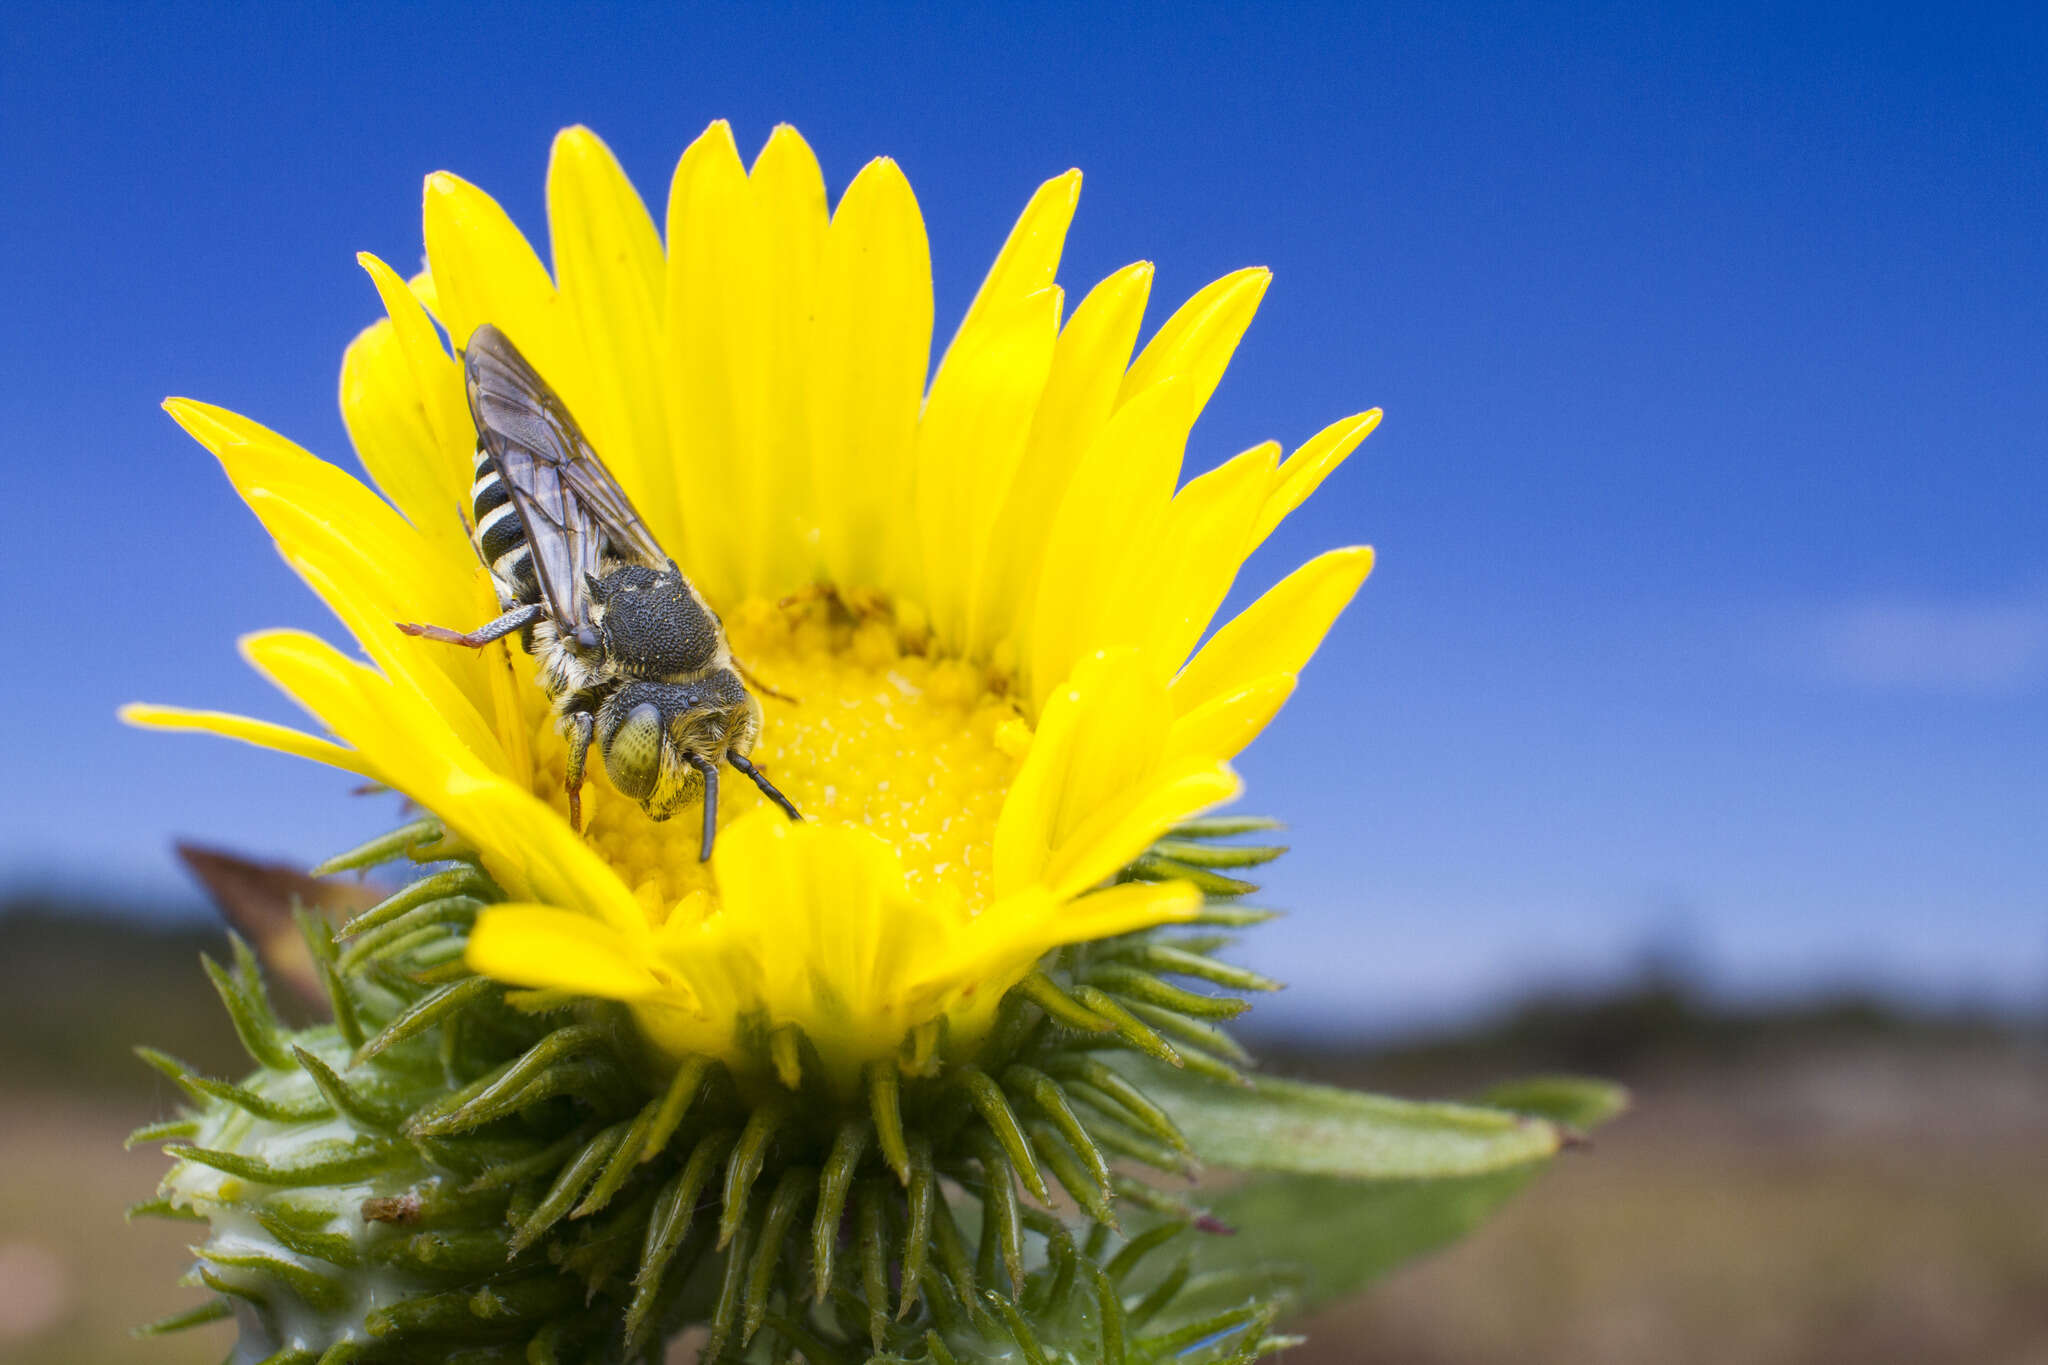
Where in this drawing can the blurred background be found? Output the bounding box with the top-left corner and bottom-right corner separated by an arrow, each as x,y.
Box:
2,3 -> 2042,1362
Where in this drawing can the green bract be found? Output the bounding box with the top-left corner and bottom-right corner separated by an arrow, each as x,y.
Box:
132,820 -> 1619,1362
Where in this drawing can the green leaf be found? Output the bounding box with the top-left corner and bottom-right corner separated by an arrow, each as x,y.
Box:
1112,1058 -> 1611,1327
1174,1165 -> 1546,1319
1477,1074 -> 1631,1130
1127,1057 -> 1563,1177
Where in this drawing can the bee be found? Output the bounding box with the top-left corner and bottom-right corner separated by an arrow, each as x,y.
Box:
398,324 -> 800,860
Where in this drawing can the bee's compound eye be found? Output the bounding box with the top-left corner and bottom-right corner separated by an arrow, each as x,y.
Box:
603,701 -> 663,800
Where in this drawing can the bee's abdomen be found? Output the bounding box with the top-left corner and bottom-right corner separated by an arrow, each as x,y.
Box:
472,465 -> 511,517
478,503 -> 525,563
471,450 -> 540,615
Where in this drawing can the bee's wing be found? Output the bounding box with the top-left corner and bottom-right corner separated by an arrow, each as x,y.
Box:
462,325 -> 667,639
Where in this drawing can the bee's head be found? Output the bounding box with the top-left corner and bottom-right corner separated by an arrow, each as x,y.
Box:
587,562 -> 721,680
595,674 -> 762,821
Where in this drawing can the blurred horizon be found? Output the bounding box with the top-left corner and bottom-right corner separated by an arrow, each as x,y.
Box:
2,1 -> 2043,1032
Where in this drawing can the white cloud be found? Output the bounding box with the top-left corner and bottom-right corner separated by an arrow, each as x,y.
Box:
1811,596 -> 2048,695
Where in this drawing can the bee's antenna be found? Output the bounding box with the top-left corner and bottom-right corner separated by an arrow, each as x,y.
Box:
728,752 -> 801,822
686,753 -> 721,862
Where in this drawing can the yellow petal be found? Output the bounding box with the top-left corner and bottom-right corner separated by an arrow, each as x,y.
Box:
969,262 -> 1154,659
627,811 -> 955,1075
1119,441 -> 1279,682
915,284 -> 1062,650
1173,546 -> 1376,713
421,170 -> 562,374
1252,409 -> 1382,547
1119,267 -> 1270,417
267,503 -> 505,768
548,127 -> 673,554
354,251 -> 470,474
1025,379 -> 1197,704
350,255 -> 468,540
167,397 -> 477,635
118,702 -> 376,778
937,169 -> 1080,376
467,906 -> 661,1000
454,786 -> 649,939
663,120 -> 756,601
469,567 -> 536,791
168,397 -> 504,765
1041,650 -> 1168,851
338,318 -> 438,510
902,880 -> 1198,1042
1044,757 -> 1242,901
708,811 -> 912,1024
806,157 -> 932,593
238,629 -> 641,936
1165,674 -> 1296,762
872,884 -> 1055,1048
894,887 -> 1056,1016
1025,263 -> 1153,467
993,657 -> 1086,897
407,268 -> 442,321
234,628 -> 474,802
1042,878 -> 1202,945
336,313 -> 472,584
740,125 -> 830,595
997,649 -> 1181,899
235,627 -> 482,790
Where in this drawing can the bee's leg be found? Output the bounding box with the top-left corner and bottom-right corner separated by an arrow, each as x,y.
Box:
728,751 -> 801,822
563,711 -> 595,834
730,653 -> 800,705
685,753 -> 721,862
396,602 -> 542,648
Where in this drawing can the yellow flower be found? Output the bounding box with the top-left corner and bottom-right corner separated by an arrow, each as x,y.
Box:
126,122 -> 1376,1087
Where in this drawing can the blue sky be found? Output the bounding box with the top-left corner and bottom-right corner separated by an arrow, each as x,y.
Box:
2,3 -> 2041,1030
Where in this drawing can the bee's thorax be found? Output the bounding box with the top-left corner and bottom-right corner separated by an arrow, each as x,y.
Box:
588,564 -> 725,682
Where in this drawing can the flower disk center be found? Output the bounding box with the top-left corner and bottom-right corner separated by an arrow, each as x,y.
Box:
525,593 -> 1029,923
